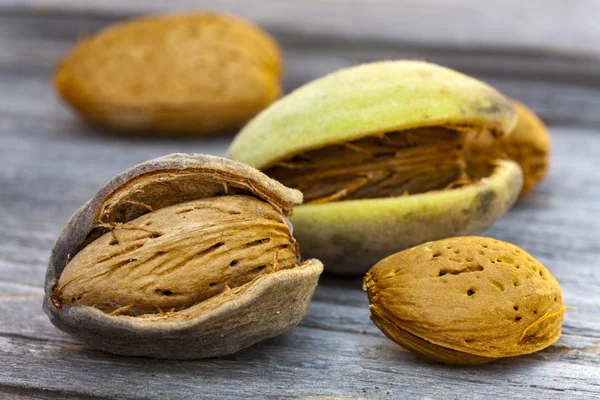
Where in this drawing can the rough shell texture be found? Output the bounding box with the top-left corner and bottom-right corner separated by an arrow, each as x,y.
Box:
44,154 -> 323,359
364,236 -> 565,364
57,195 -> 301,316
54,12 -> 282,135
228,60 -> 516,169
263,126 -> 471,204
291,160 -> 523,275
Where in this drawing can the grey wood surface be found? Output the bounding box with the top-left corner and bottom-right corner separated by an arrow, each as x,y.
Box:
0,1 -> 599,399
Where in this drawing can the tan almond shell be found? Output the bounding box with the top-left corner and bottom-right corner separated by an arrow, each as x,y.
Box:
466,100 -> 550,197
506,100 -> 551,196
364,236 -> 564,364
43,153 -> 323,359
54,12 -> 282,136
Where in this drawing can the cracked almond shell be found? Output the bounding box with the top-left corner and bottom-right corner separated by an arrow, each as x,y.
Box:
228,61 -> 523,274
43,154 -> 322,359
53,12 -> 282,135
363,237 -> 566,364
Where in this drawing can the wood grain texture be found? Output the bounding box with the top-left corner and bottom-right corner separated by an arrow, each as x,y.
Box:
0,2 -> 599,399
2,0 -> 600,55
1,110 -> 599,400
0,4 -> 600,127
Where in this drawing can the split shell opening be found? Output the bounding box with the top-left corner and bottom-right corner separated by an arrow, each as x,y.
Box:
228,60 -> 524,274
44,154 -> 323,359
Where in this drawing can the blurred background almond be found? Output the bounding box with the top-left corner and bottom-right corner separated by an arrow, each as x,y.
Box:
53,12 -> 282,136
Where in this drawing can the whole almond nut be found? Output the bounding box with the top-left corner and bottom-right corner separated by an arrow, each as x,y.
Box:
363,237 -> 567,364
466,100 -> 550,197
53,12 -> 282,135
44,154 -> 323,359
228,61 -> 523,274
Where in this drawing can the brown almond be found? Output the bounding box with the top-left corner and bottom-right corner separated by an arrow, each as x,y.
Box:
44,154 -> 323,359
54,12 -> 282,135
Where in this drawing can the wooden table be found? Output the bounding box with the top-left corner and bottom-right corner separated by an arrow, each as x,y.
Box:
1,1 -> 599,398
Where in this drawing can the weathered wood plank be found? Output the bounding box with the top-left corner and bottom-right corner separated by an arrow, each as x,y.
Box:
0,107 -> 599,398
2,0 -> 600,56
0,3 -> 599,398
0,297 -> 599,400
1,12 -> 600,127
0,386 -> 107,400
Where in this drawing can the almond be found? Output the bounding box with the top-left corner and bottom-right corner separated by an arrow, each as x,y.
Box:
363,236 -> 566,364
54,12 -> 282,135
44,154 -> 323,359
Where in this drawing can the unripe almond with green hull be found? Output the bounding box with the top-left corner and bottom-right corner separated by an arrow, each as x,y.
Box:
228,61 -> 523,274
